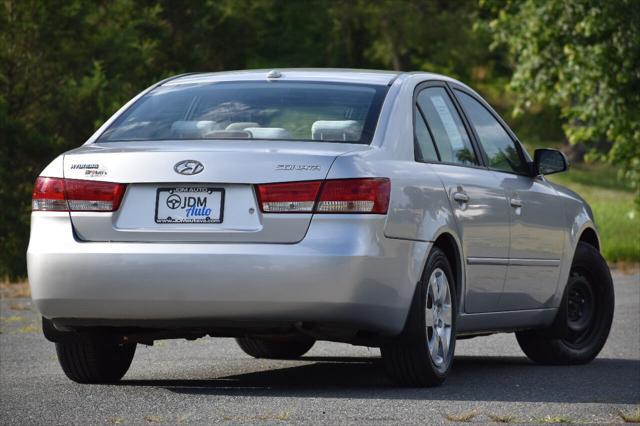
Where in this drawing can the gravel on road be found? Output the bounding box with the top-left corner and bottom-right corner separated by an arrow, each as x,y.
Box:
1,273 -> 638,425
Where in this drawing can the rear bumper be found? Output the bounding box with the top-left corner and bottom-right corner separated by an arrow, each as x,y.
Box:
27,212 -> 429,336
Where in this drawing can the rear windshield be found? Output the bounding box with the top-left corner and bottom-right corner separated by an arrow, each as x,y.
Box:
98,81 -> 388,144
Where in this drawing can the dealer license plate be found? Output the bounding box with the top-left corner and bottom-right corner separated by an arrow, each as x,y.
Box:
155,187 -> 224,224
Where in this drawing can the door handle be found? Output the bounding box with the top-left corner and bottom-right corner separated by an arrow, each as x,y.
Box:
453,192 -> 470,203
510,198 -> 522,208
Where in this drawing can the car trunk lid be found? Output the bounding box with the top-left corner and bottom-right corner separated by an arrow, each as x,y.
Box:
63,140 -> 367,243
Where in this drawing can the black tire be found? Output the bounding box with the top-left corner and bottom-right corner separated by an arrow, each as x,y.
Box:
516,242 -> 614,365
235,336 -> 315,359
381,246 -> 457,387
55,335 -> 136,384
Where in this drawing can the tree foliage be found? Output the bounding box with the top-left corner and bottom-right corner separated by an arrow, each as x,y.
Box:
1,0 -> 498,278
1,0 -> 636,277
483,0 -> 640,197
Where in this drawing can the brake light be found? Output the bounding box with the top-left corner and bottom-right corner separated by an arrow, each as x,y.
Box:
317,178 -> 390,214
256,180 -> 322,213
255,178 -> 390,214
32,177 -> 126,212
32,177 -> 66,211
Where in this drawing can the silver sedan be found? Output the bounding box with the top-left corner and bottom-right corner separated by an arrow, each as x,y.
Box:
28,69 -> 614,386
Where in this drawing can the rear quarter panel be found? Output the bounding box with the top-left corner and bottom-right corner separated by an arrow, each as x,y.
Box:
333,74 -> 459,246
39,155 -> 65,178
326,74 -> 465,313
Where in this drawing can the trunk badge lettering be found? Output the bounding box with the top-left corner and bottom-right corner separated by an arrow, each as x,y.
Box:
69,163 -> 107,177
275,164 -> 321,171
174,160 -> 204,175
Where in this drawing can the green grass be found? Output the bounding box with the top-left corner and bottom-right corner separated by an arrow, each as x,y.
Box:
534,415 -> 575,424
547,162 -> 639,263
618,408 -> 640,423
487,413 -> 516,423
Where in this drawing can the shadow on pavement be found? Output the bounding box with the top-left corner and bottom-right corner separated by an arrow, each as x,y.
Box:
119,355 -> 640,404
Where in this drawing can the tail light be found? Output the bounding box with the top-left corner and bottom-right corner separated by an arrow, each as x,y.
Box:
32,177 -> 126,212
317,178 -> 390,213
31,177 -> 67,211
256,178 -> 390,214
256,180 -> 322,212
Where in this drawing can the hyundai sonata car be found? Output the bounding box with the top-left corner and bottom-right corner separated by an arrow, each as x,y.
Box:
27,69 -> 614,387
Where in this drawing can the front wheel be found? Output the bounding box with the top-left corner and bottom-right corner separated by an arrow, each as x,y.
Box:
381,246 -> 457,387
55,334 -> 136,384
516,242 -> 614,365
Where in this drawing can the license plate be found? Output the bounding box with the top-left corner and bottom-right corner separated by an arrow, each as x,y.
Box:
155,187 -> 224,224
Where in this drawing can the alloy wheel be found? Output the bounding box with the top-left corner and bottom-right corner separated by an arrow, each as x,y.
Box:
425,267 -> 453,371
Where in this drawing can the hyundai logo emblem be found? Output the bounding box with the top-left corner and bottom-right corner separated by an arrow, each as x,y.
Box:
174,160 -> 204,175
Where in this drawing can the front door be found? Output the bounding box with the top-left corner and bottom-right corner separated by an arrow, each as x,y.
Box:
496,173 -> 565,310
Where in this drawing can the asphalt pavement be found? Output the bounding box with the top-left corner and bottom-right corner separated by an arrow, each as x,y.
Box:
1,273 -> 638,425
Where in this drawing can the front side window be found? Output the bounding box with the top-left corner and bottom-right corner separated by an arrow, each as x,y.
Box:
455,90 -> 528,174
98,81 -> 388,144
417,87 -> 477,166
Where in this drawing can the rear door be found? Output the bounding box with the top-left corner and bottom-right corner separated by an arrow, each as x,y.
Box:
453,87 -> 565,310
64,140 -> 367,243
415,82 -> 511,314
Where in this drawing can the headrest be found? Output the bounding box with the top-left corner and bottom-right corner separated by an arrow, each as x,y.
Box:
311,120 -> 362,141
171,121 -> 219,138
245,127 -> 291,139
225,122 -> 260,130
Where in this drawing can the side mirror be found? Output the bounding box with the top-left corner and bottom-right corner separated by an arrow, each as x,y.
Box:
534,148 -> 568,176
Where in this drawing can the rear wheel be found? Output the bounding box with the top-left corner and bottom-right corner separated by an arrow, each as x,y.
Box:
236,337 -> 315,359
516,242 -> 614,364
381,246 -> 457,387
55,334 -> 136,383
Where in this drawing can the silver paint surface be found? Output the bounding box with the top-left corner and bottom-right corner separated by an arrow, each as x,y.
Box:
27,69 -> 599,338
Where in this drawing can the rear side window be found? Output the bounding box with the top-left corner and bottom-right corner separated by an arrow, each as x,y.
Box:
414,110 -> 439,162
417,87 -> 477,166
98,81 -> 388,144
455,90 -> 529,174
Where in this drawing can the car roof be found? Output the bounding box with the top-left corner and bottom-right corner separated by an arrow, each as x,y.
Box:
162,68 -> 459,87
